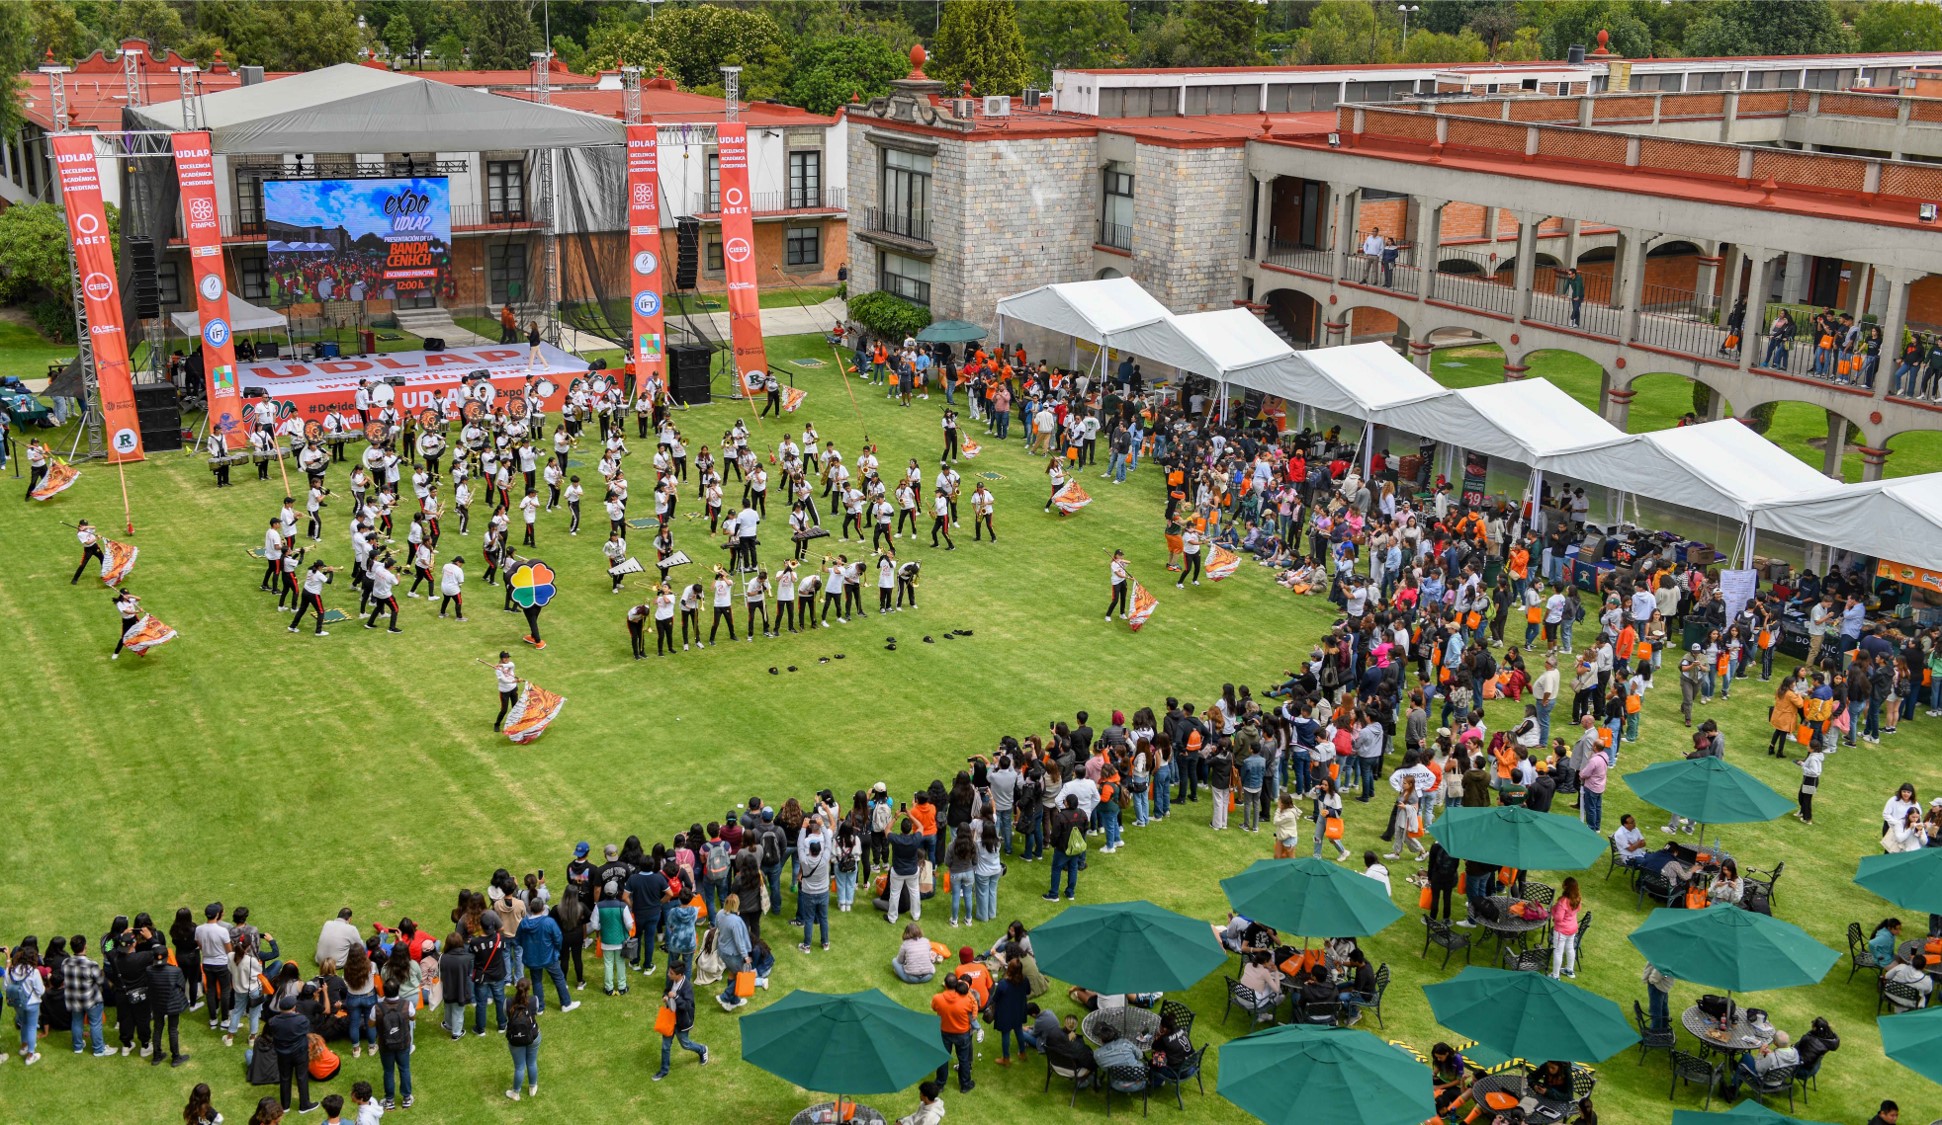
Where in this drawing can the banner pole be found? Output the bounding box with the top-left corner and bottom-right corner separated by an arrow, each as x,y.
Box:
117,458 -> 132,534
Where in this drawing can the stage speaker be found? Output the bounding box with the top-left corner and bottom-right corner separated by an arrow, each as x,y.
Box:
133,383 -> 182,452
128,238 -> 161,321
423,336 -> 446,352
674,216 -> 701,290
667,343 -> 712,405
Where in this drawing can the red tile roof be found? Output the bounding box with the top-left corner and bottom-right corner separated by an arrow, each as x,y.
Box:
17,44 -> 257,132
860,104 -> 1335,148
495,86 -> 838,128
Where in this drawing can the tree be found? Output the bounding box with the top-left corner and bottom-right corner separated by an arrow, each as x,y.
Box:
26,1 -> 98,66
0,4 -> 28,140
382,13 -> 415,59
108,0 -> 184,48
1016,0 -> 1134,83
1855,1 -> 1942,52
1465,4 -> 1523,59
785,34 -> 907,115
1537,0 -> 1651,61
210,1 -> 362,72
1179,0 -> 1264,67
1298,1 -> 1393,66
1403,29 -> 1489,63
1683,0 -> 1855,57
1130,11 -> 1194,67
469,0 -> 538,70
430,30 -> 466,69
0,201 -> 120,341
606,5 -> 789,101
931,0 -> 1031,97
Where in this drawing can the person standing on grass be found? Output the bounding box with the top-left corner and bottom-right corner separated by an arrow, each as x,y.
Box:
593,882 -> 633,997
63,934 -> 107,1057
1043,795 -> 1087,902
438,934 -> 473,1040
653,959 -> 709,1081
1549,878 -> 1583,980
931,974 -> 978,1094
145,944 -> 190,1068
502,978 -> 541,1102
796,829 -> 833,955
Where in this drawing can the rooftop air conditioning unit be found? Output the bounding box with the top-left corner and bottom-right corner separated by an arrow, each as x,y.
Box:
983,95 -> 1012,116
1023,87 -> 1042,108
951,98 -> 977,118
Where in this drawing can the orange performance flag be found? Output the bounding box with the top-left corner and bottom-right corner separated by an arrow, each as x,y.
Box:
28,460 -> 81,501
120,614 -> 177,655
99,539 -> 139,585
1127,580 -> 1158,632
1205,544 -> 1241,581
1052,480 -> 1092,514
504,683 -> 568,744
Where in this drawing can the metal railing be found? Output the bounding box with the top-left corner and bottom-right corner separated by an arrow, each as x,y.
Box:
1097,219 -> 1132,250
1263,242 -> 1334,277
863,206 -> 932,243
1429,269 -> 1517,318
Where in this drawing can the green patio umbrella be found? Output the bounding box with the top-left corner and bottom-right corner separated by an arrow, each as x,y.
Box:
1622,757 -> 1795,836
1220,858 -> 1404,939
1032,900 -> 1227,994
1423,967 -> 1638,1062
1426,805 -> 1607,870
1627,907 -> 1838,995
1880,1006 -> 1942,1084
914,320 -> 987,344
1218,1024 -> 1435,1125
1856,849 -> 1942,914
1672,1100 -> 1834,1125
740,988 -> 948,1117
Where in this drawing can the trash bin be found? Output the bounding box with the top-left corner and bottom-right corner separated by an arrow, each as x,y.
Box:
1681,620 -> 1710,651
359,329 -> 377,354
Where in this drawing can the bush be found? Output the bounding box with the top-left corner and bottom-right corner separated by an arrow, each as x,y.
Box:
31,298 -> 75,344
848,290 -> 931,342
1744,400 -> 1777,435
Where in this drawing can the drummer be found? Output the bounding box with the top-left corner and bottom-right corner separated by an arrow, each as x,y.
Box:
204,431 -> 232,487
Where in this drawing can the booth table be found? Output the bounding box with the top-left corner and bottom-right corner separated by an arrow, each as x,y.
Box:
1083,1005 -> 1162,1049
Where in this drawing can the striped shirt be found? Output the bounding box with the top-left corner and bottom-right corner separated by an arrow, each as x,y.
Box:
62,954 -> 103,1010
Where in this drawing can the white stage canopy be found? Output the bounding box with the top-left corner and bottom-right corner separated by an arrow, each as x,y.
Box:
995,276 -> 1181,357
1755,473 -> 1942,569
1169,308 -> 1299,382
169,292 -> 289,339
1378,377 -> 1624,467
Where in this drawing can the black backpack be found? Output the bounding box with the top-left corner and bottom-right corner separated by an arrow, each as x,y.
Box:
376,999 -> 411,1052
247,1031 -> 280,1085
507,1008 -> 538,1047
760,827 -> 785,868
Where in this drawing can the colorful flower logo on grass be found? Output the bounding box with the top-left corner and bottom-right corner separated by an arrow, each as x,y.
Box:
510,561 -> 557,609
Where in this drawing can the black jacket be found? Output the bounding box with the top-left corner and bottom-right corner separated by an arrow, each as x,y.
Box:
267,1007 -> 310,1055
145,960 -> 187,1015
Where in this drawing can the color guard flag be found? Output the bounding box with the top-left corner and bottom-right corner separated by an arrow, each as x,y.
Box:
1052,480 -> 1093,514
100,539 -> 139,585
782,386 -> 808,413
120,614 -> 178,655
504,682 -> 566,744
1127,580 -> 1157,632
1205,544 -> 1241,581
960,439 -> 982,459
28,460 -> 81,501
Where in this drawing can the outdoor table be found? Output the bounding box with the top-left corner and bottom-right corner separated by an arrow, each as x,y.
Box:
1479,896 -> 1548,958
1665,842 -> 1733,869
1681,1004 -> 1774,1056
1083,1004 -> 1162,1049
1895,938 -> 1942,979
790,1102 -> 887,1125
1469,1071 -> 1525,1106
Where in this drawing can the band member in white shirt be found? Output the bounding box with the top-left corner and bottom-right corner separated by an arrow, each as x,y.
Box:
821,555 -> 848,626
260,519 -> 287,592
520,488 -> 541,547
111,588 -> 142,659
971,483 -> 996,542
438,555 -> 467,621
564,476 -> 584,536
365,553 -> 403,633
71,519 -> 102,585
876,550 -> 897,614
897,558 -> 920,610
206,431 -> 233,487
493,652 -> 518,731
408,539 -> 436,598
930,489 -> 955,551
794,568 -> 821,632
708,566 -> 737,643
652,583 -> 678,655
288,561 -> 336,637
679,581 -> 703,649
745,568 -> 771,639
1107,549 -> 1130,621
626,598 -> 650,660
249,428 -> 275,480
604,531 -> 629,593
774,561 -> 799,634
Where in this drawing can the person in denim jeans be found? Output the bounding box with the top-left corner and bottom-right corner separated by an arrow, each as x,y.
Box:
6,947 -> 45,1063
947,834 -> 977,926
469,913 -> 510,1035
505,979 -> 540,1100
662,892 -> 698,980
514,911 -> 577,1016
342,946 -> 379,1056
438,935 -> 473,1040
375,982 -> 414,1110
972,825 -> 1003,922
63,936 -> 108,1056
652,962 -> 709,1081
1460,859 -> 1498,929
1042,797 -> 1086,901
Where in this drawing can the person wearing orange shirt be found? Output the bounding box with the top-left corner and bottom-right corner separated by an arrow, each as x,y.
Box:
909,792 -> 940,864
954,947 -> 993,1010
1508,543 -> 1531,598
1492,738 -> 1521,793
931,974 -> 979,1093
871,342 -> 889,385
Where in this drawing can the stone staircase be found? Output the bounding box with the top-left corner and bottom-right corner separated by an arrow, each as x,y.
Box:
390,306 -> 492,347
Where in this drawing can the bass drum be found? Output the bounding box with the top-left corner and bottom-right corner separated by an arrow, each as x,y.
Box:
461,400 -> 487,424
535,378 -> 558,401
417,406 -> 442,430
362,420 -> 389,444
506,396 -> 529,421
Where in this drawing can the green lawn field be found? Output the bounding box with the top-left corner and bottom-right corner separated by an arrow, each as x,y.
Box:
2,331 -> 1939,1125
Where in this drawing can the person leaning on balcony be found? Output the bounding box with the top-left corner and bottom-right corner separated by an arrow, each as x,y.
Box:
1360,228 -> 1385,283
1762,309 -> 1795,369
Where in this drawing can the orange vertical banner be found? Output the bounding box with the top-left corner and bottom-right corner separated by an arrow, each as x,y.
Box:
171,131 -> 247,449
51,133 -> 145,463
625,124 -> 669,391
715,123 -> 768,399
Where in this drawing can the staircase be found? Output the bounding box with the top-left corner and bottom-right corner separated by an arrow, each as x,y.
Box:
390,307 -> 492,347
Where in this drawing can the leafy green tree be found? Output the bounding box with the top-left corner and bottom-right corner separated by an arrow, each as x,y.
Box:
0,4 -> 28,139
551,34 -> 587,76
108,0 -> 184,47
382,13 -> 415,59
1016,0 -> 1133,83
1180,0 -> 1263,66
430,31 -> 466,69
1403,29 -> 1489,63
1464,4 -> 1523,58
0,201 -> 118,305
1855,1 -> 1942,52
1418,0 -> 1492,35
931,0 -> 1031,97
469,0 -> 539,70
1537,0 -> 1651,60
607,5 -> 789,101
785,34 -> 907,115
1683,0 -> 1855,57
1130,10 -> 1193,67
1298,1 -> 1393,65
212,1 -> 362,72
25,1 -> 98,66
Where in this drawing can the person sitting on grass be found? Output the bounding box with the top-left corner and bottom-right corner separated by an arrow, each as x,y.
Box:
893,923 -> 938,984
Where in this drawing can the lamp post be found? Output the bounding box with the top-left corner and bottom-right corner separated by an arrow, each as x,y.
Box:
1399,4 -> 1420,52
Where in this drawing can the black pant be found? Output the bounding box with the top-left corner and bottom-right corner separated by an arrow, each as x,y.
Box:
710,606 -> 736,642
27,464 -> 46,498
931,517 -> 953,548
496,689 -> 517,730
943,430 -> 958,460
975,513 -> 995,541
150,1009 -> 181,1061
367,596 -> 399,631
1429,884 -> 1453,920
898,578 -> 917,608
262,557 -> 281,590
879,587 -> 893,612
656,617 -> 676,654
277,1049 -> 311,1109
117,994 -> 151,1049
439,593 -> 463,618
1180,553 -> 1202,584
1106,582 -> 1128,617
630,620 -> 647,657
747,603 -> 768,635
522,605 -> 543,643
202,967 -> 229,1027
73,543 -> 103,584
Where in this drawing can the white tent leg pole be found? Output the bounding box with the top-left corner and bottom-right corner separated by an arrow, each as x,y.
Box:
1361,420 -> 1373,478
1528,467 -> 1544,539
1220,379 -> 1228,424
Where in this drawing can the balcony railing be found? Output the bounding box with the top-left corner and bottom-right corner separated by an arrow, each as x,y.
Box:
1263,242 -> 1333,277
1097,219 -> 1132,250
863,206 -> 932,244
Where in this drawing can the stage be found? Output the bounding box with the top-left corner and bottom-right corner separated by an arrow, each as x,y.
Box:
235,343 -> 591,418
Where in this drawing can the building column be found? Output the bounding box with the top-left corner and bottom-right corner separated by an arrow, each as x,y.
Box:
1411,193 -> 1445,327
1821,409 -> 1848,478
1738,248 -> 1776,375
1615,229 -> 1656,343
1511,211 -> 1540,322
1602,382 -> 1634,430
1857,445 -> 1891,483
1559,217 -> 1584,270
1875,267 -> 1914,398
1327,185 -> 1352,287
1846,261 -> 1872,321
1693,244 -> 1723,315
1480,206 -> 1500,251
1250,171 -> 1274,261
1781,252 -> 1811,303
1719,244 -> 1746,306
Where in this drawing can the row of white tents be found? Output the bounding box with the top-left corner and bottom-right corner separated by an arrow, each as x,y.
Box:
994,276 -> 1942,571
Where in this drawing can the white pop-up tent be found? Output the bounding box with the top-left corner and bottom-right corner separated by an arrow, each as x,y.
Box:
994,277 -> 1189,379
1276,342 -> 1449,423
1373,376 -> 1623,503
1754,473 -> 1942,570
169,293 -> 290,339
1165,308 -> 1303,420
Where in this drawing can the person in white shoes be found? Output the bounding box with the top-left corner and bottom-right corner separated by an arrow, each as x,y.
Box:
438,557 -> 467,621
1106,550 -> 1129,621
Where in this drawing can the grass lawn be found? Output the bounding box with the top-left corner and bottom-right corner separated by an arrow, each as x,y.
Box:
4,331 -> 1939,1124
0,315 -> 79,381
1430,345 -> 1942,482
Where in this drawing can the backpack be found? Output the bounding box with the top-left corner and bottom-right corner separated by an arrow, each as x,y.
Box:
506,1007 -> 538,1047
837,840 -> 859,874
870,801 -> 893,834
376,999 -> 411,1053
248,1031 -> 281,1085
760,827 -> 785,868
704,841 -> 731,883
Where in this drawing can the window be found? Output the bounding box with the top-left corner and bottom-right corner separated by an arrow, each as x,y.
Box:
706,153 -> 721,213
1185,84 -> 1259,115
878,147 -> 932,240
234,167 -> 268,234
238,256 -> 269,301
487,160 -> 526,222
785,224 -> 821,267
156,261 -> 182,307
706,237 -> 723,272
488,243 -> 528,304
878,250 -> 930,305
1099,162 -> 1133,250
788,151 -> 821,209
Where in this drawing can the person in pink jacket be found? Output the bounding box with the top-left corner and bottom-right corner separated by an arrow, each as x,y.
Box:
1550,877 -> 1583,979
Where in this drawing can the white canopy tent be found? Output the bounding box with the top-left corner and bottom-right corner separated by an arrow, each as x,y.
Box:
994,277 -> 1185,371
169,292 -> 289,339
1370,376 -> 1624,506
1276,342 -> 1449,423
1754,473 -> 1942,570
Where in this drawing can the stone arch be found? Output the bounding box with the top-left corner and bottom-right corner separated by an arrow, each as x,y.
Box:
1426,321 -> 1515,360
1337,303 -> 1412,352
1648,240 -> 1705,259
1872,424 -> 1942,481
1261,286 -> 1323,348
1616,370 -> 1736,428
1437,256 -> 1487,276
1095,267 -> 1124,280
